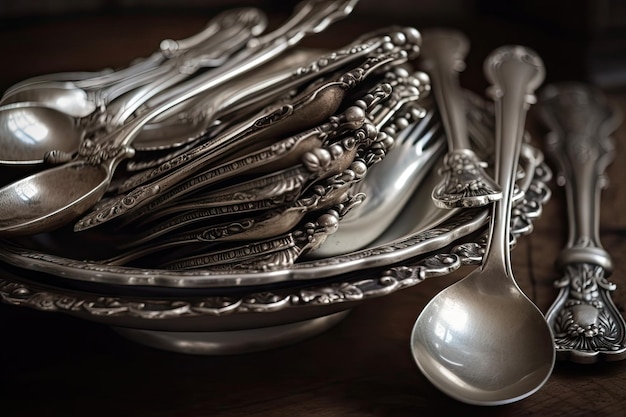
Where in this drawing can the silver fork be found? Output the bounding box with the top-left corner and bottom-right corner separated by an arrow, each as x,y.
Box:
311,100 -> 446,257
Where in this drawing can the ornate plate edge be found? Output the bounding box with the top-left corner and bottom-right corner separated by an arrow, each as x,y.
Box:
0,160 -> 552,320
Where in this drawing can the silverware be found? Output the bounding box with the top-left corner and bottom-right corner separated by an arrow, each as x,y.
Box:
0,97 -> 551,287
159,193 -> 367,270
74,46 -> 411,232
103,87 -> 387,260
120,85 -> 378,229
115,25 -> 422,188
311,98 -> 444,257
538,82 -> 626,363
410,45 -> 554,405
99,75 -> 425,266
0,8 -> 267,114
124,27 -> 414,154
420,28 -> 501,208
0,0 -> 358,237
127,48 -> 321,153
97,9 -> 268,127
0,168 -> 550,355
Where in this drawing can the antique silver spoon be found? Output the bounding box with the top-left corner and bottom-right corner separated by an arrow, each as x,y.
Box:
538,82 -> 626,363
126,27 -> 408,153
410,46 -> 554,405
420,28 -> 501,208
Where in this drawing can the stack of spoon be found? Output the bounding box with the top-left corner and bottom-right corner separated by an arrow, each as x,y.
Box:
0,0 -> 437,271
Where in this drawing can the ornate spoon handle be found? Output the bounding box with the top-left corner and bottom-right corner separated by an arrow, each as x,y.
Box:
421,29 -> 501,209
538,82 -> 626,363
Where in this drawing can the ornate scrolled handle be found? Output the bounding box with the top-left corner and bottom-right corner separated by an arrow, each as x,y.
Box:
422,29 -> 501,209
538,82 -> 626,363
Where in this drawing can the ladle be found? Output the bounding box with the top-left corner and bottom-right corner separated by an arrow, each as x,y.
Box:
410,45 -> 555,405
0,0 -> 358,236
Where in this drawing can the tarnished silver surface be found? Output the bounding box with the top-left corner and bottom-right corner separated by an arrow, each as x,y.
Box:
411,45 -> 554,406
539,82 -> 626,363
420,29 -> 501,209
74,52 -> 409,232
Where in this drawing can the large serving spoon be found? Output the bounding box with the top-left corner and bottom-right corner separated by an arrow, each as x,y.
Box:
0,0 -> 358,236
420,28 -> 501,208
410,45 -> 554,405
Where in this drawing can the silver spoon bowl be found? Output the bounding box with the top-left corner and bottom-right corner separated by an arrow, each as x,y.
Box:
0,102 -> 83,166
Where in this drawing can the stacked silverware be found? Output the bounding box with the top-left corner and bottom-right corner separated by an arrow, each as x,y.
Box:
0,0 -> 433,270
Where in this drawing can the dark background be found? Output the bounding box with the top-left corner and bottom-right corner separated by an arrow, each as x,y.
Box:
1,0 -> 626,90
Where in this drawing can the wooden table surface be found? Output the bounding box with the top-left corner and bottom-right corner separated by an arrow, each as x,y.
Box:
1,7 -> 625,416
